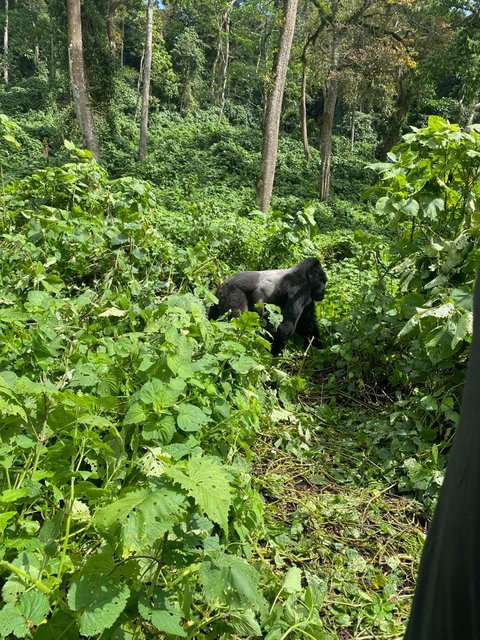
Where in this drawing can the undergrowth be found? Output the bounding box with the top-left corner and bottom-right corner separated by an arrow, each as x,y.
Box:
0,115 -> 478,638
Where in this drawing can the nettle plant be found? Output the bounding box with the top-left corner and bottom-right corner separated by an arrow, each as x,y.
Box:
368,116 -> 480,365
0,137 -> 329,638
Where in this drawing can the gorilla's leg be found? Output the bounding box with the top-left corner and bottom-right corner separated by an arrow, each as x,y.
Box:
295,301 -> 321,349
270,294 -> 309,355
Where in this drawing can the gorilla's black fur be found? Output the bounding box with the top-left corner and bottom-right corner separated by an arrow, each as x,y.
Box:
208,257 -> 327,355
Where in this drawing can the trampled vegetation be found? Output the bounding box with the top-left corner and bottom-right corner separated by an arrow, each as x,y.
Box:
0,1 -> 479,639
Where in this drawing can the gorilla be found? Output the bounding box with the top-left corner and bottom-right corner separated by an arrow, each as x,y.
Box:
208,257 -> 327,355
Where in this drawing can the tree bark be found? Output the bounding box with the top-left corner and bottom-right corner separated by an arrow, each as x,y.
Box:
300,52 -> 310,161
318,74 -> 338,201
49,32 -> 55,82
377,75 -> 408,159
256,0 -> 298,212
318,2 -> 339,202
3,0 -> 8,85
299,21 -> 325,162
66,0 -> 99,160
107,0 -> 123,51
138,0 -> 154,162
350,103 -> 356,152
218,4 -> 233,119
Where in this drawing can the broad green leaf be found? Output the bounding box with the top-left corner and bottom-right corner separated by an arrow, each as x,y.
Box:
27,290 -> 52,308
95,484 -> 186,554
142,414 -> 176,444
231,356 -> 259,373
166,456 -> 231,532
229,609 -> 262,637
33,610 -> 79,640
419,395 -> 438,411
282,567 -> 302,594
0,488 -> 30,503
427,115 -> 448,131
167,354 -> 195,379
425,326 -> 455,364
176,404 -> 209,432
67,575 -> 130,636
138,591 -> 186,637
139,378 -> 184,409
98,307 -> 126,317
0,602 -> 28,638
451,311 -> 473,349
77,414 -> 112,427
398,315 -> 419,339
199,551 -> 266,613
423,198 -> 444,220
424,274 -> 447,290
402,198 -> 419,217
0,511 -> 16,534
123,402 -> 146,425
418,303 -> 454,319
19,591 -> 50,626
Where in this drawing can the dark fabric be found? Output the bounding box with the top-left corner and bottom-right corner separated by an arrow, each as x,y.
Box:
404,273 -> 480,640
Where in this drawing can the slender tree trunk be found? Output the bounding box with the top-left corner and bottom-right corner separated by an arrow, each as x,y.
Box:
211,14 -> 223,93
377,75 -> 408,159
120,17 -> 124,67
218,4 -> 233,119
300,53 -> 310,161
134,52 -> 144,121
350,103 -> 356,152
212,1 -> 234,116
3,0 -> 8,85
138,0 -> 154,162
318,76 -> 338,201
299,22 -> 325,163
49,32 -> 55,82
460,88 -> 480,126
107,0 -> 123,51
256,0 -> 299,212
32,15 -> 39,68
66,0 -> 99,160
318,2 -> 338,202
466,102 -> 480,126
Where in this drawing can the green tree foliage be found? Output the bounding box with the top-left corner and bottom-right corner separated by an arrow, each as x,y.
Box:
171,26 -> 206,111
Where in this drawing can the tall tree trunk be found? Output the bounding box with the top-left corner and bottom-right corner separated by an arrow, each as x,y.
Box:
212,1 -> 234,116
120,17 -> 124,67
318,2 -> 338,202
138,0 -> 154,162
318,75 -> 338,201
107,0 -> 123,51
49,30 -> 55,82
3,0 -> 8,85
32,14 -> 39,68
66,0 -> 99,160
299,21 -> 325,163
349,103 -> 356,152
211,14 -> 223,93
377,75 -> 408,159
256,0 -> 298,212
218,4 -> 233,119
466,101 -> 480,126
300,52 -> 310,161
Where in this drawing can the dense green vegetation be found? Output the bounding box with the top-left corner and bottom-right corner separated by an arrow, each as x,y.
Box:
0,0 -> 479,638
1,111 -> 478,639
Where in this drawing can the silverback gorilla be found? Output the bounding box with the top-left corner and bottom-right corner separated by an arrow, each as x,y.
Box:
208,257 -> 327,355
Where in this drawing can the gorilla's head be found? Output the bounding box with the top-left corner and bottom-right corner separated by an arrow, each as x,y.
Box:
307,259 -> 327,301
